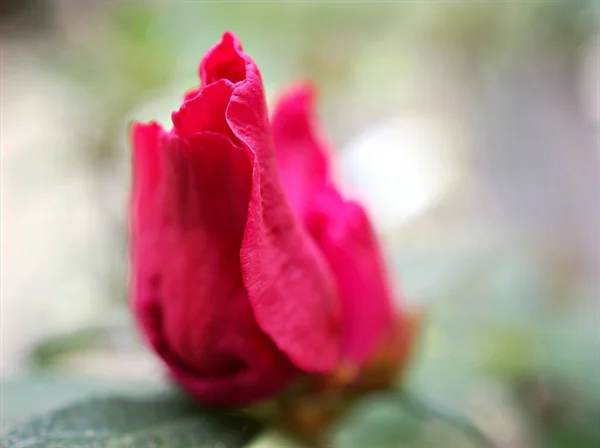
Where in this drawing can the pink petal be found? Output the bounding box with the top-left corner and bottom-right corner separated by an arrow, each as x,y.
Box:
271,85 -> 396,365
308,186 -> 395,364
130,122 -> 163,324
132,129 -> 297,406
271,83 -> 329,219
172,80 -> 236,139
200,32 -> 247,86
131,122 -> 162,221
218,34 -> 340,373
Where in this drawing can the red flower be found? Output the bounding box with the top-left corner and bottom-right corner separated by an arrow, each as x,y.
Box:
130,32 -> 340,406
130,32 -> 411,408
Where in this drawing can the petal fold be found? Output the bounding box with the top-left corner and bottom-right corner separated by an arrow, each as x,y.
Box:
308,187 -> 395,363
271,85 -> 397,365
271,83 -> 329,219
226,48 -> 340,374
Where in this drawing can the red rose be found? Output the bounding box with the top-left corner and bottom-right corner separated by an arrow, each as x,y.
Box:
130,32 -> 410,407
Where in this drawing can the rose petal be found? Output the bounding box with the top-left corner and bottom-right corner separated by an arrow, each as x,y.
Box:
271,83 -> 329,219
172,80 -> 236,139
200,31 -> 247,85
131,122 -> 162,220
308,186 -> 395,364
271,85 -> 396,365
132,128 -> 298,405
130,122 -> 163,325
217,35 -> 341,373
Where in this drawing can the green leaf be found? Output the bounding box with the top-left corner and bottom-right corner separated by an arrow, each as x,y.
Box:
330,391 -> 492,448
1,393 -> 263,448
29,326 -> 124,369
0,376 -> 156,432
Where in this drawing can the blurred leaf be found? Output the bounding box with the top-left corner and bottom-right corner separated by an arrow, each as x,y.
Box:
245,429 -> 304,448
30,326 -> 122,369
1,390 -> 263,448
0,376 -> 154,434
330,392 -> 491,448
332,396 -> 423,448
28,313 -> 146,370
513,376 -> 600,448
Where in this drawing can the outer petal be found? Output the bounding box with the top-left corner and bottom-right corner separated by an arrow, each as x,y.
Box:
131,122 -> 162,230
271,85 -> 397,365
308,187 -> 395,364
130,122 -> 164,338
132,125 -> 298,406
215,33 -> 340,374
271,84 -> 329,218
172,80 -> 236,140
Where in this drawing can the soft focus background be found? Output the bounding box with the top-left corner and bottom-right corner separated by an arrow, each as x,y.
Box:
1,1 -> 599,447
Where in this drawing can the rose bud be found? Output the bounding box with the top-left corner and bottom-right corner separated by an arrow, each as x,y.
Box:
130,32 -> 417,410
130,32 -> 340,407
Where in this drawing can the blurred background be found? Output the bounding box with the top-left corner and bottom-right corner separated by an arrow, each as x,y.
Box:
1,1 -> 599,447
